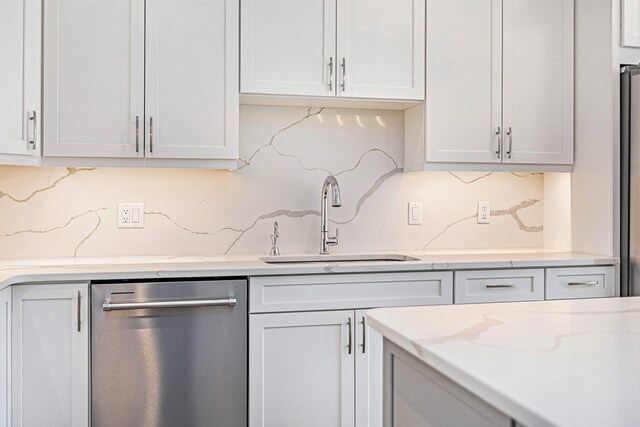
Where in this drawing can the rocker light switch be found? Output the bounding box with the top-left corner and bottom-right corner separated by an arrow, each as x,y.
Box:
408,202 -> 422,225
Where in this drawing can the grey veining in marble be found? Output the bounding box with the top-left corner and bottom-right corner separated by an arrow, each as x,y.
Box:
0,106 -> 544,259
368,297 -> 639,427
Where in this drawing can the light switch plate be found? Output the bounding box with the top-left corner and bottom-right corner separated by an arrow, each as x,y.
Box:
477,201 -> 491,224
408,202 -> 422,225
118,203 -> 144,229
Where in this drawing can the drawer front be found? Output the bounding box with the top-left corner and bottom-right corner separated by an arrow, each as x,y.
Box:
545,266 -> 615,300
249,272 -> 453,313
454,269 -> 544,304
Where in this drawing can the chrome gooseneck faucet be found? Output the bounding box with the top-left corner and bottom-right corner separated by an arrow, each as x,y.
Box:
270,221 -> 280,256
320,175 -> 341,254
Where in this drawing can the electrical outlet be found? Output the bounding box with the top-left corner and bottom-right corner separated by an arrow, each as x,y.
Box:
408,202 -> 422,225
477,201 -> 491,224
118,203 -> 144,229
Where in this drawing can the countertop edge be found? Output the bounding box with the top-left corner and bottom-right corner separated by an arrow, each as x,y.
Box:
0,251 -> 619,291
366,314 -> 558,427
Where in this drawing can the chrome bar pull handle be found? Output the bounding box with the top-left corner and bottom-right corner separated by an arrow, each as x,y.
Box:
135,116 -> 140,153
328,57 -> 334,92
496,126 -> 502,159
77,290 -> 82,332
341,58 -> 346,92
506,127 -> 513,159
149,116 -> 154,153
361,316 -> 366,354
347,317 -> 352,354
102,297 -> 236,311
568,281 -> 599,286
29,110 -> 37,150
485,284 -> 518,289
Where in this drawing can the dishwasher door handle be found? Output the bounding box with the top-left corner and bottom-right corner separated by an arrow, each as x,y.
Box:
102,297 -> 237,311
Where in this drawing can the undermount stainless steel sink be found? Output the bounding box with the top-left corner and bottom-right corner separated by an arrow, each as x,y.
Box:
260,254 -> 421,264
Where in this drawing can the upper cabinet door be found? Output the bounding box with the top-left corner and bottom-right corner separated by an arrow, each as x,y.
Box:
241,0 -> 336,97
502,0 -> 574,165
336,0 -> 425,100
145,0 -> 239,160
424,0 -> 503,163
43,0 -> 144,158
0,0 -> 41,157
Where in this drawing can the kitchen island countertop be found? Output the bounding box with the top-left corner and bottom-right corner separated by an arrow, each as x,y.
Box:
368,297 -> 640,427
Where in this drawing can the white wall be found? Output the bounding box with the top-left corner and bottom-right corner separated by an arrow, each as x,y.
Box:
543,173 -> 572,250
570,0 -> 618,257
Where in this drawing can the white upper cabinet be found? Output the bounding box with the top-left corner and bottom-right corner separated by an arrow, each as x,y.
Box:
241,0 -> 425,101
424,0 -> 502,164
406,0 -> 574,171
0,0 -> 41,158
623,0 -> 640,47
336,0 -> 425,100
43,0 -> 145,158
145,0 -> 238,160
502,0 -> 573,165
38,0 -> 238,165
241,0 -> 336,97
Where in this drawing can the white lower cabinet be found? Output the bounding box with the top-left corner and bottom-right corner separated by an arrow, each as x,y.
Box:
384,340 -> 511,427
0,288 -> 10,427
249,311 -> 355,427
249,309 -> 383,427
248,271 -> 454,427
355,310 -> 383,427
545,266 -> 615,300
455,269 -> 545,304
11,283 -> 89,427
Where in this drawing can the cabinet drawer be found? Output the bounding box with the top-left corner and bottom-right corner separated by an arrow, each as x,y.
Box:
454,269 -> 544,304
249,272 -> 453,313
545,266 -> 615,300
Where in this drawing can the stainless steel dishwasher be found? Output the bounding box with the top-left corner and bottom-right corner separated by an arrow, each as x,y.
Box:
91,279 -> 247,427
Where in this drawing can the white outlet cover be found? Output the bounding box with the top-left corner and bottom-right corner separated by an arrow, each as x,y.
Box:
477,201 -> 491,224
118,203 -> 145,229
408,202 -> 423,225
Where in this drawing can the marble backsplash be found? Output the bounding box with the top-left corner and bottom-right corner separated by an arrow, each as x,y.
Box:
0,105 -> 544,259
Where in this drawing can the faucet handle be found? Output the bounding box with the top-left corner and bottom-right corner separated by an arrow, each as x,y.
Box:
328,228 -> 339,247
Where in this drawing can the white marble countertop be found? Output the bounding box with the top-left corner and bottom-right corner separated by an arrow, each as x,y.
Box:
367,297 -> 640,427
0,248 -> 617,291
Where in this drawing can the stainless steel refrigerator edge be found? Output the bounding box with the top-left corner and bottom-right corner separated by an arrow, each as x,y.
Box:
621,66 -> 640,297
91,279 -> 247,426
